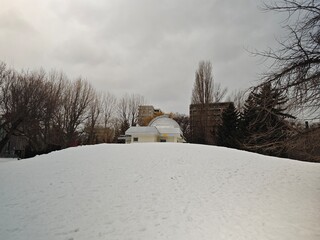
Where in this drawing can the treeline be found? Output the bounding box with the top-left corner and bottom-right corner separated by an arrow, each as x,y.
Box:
190,62 -> 297,158
217,83 -> 296,157
191,60 -> 319,161
0,62 -> 145,157
190,0 -> 320,162
217,83 -> 320,161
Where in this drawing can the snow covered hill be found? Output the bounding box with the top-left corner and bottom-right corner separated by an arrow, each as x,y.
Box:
0,143 -> 319,240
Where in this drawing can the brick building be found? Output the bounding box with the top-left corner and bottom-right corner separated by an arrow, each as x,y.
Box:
190,102 -> 233,144
138,105 -> 162,126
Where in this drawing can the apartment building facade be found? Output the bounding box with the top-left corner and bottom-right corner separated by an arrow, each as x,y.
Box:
190,102 -> 233,144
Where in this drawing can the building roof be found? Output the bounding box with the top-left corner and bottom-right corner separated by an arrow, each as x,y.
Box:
125,115 -> 183,138
125,126 -> 159,135
148,115 -> 181,129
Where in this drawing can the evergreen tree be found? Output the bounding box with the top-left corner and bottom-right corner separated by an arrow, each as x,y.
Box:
240,93 -> 258,140
217,103 -> 240,148
240,83 -> 295,156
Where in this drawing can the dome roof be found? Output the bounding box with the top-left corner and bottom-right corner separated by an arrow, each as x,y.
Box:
148,115 -> 180,129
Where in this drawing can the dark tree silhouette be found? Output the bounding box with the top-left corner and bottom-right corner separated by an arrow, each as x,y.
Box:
241,83 -> 295,156
217,103 -> 240,149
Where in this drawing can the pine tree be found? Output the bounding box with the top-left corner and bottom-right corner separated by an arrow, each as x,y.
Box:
240,93 -> 258,139
240,83 -> 295,156
217,103 -> 240,149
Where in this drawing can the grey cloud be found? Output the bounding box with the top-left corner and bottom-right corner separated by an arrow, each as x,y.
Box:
0,0 -> 286,114
0,9 -> 35,34
53,36 -> 107,65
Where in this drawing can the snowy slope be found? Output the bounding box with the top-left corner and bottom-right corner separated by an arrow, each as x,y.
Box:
0,143 -> 319,240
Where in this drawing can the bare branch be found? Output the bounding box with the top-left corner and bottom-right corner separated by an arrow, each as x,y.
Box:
258,0 -> 320,116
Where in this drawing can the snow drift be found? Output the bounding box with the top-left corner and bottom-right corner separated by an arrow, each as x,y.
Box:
0,143 -> 319,240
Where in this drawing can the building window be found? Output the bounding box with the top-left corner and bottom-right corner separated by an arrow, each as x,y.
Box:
160,139 -> 166,142
133,137 -> 138,142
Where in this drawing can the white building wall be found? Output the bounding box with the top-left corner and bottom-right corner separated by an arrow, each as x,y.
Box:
131,135 -> 158,143
166,136 -> 175,142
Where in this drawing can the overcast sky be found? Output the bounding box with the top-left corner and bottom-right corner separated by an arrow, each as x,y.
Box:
0,0 -> 286,114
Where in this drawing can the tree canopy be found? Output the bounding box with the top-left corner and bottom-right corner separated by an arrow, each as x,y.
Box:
241,83 -> 295,156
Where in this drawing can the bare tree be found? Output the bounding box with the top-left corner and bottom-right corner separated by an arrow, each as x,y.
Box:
20,70 -> 59,152
0,62 -> 6,86
115,93 -> 145,139
117,94 -> 130,125
128,93 -> 145,126
0,63 -> 112,156
213,83 -> 228,102
101,92 -> 117,128
85,92 -> 102,144
61,78 -> 95,147
40,71 -> 66,149
117,94 -> 131,136
260,0 -> 320,118
0,67 -> 19,153
117,93 -> 145,127
0,68 -> 49,153
191,61 -> 214,104
227,89 -> 248,112
190,61 -> 215,143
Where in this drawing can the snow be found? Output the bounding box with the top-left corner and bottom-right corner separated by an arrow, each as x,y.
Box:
0,158 -> 18,163
0,143 -> 319,240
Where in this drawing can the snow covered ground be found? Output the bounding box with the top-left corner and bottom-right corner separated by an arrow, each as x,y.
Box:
0,143 -> 319,240
0,158 -> 18,163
